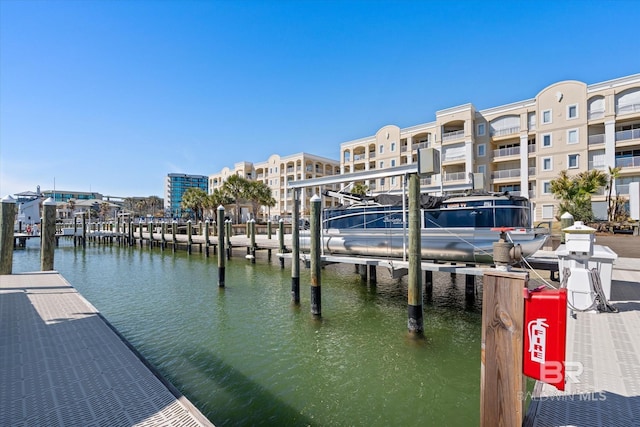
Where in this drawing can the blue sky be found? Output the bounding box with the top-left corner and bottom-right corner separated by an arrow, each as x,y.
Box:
1,0 -> 639,198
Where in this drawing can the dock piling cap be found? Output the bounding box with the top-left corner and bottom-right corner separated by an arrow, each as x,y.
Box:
562,221 -> 596,234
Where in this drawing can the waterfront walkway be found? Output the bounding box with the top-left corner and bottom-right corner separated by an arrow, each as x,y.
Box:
0,271 -> 213,427
525,258 -> 640,426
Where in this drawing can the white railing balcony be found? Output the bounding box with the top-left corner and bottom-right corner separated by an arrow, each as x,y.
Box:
256,173 -> 264,179
420,176 -> 433,186
615,155 -> 640,168
491,168 -> 521,179
442,153 -> 466,162
615,128 -> 640,142
443,171 -> 467,182
588,134 -> 605,145
528,144 -> 536,153
588,109 -> 605,120
493,146 -> 520,158
588,161 -> 607,170
528,123 -> 536,131
490,126 -> 520,137
353,154 -> 366,161
287,167 -> 294,173
617,103 -> 640,115
412,141 -> 431,150
528,167 -> 536,176
368,152 -> 376,158
401,145 -> 408,152
442,130 -> 464,142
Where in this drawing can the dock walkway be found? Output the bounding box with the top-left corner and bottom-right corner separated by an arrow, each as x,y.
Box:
0,271 -> 213,427
524,262 -> 640,426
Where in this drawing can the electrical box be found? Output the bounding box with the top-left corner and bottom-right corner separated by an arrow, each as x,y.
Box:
563,221 -> 595,258
523,288 -> 568,391
417,148 -> 440,176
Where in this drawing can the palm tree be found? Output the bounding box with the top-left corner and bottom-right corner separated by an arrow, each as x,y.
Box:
147,195 -> 162,218
222,174 -> 250,224
246,181 -> 276,221
100,202 -> 111,221
181,187 -> 208,221
205,189 -> 233,219
351,182 -> 369,196
606,166 -> 621,221
550,169 -> 607,222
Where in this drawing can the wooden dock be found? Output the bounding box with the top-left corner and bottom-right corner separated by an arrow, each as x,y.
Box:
0,271 -> 213,427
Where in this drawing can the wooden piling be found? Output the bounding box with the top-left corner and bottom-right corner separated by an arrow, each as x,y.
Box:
278,219 -> 285,269
249,219 -> 256,264
41,198 -> 56,271
187,220 -> 193,254
480,270 -> 527,427
161,222 -> 166,250
83,214 -> 88,248
407,173 -> 423,336
465,264 -> 475,300
267,219 -> 272,240
309,194 -> 321,316
368,265 -> 377,285
291,190 -> 300,304
0,195 -> 17,275
225,220 -> 231,259
172,221 -> 177,252
204,220 -> 210,257
217,206 -> 225,287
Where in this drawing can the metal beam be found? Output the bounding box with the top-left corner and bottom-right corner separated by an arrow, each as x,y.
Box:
287,164 -> 419,189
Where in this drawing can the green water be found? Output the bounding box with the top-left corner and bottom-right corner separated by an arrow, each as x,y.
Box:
12,240 -> 482,426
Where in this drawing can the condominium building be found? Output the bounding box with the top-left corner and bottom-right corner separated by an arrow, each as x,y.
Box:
340,73 -> 640,221
164,173 -> 208,218
209,153 -> 340,221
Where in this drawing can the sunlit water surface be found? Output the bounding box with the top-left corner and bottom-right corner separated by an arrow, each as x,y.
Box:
13,239 -> 482,426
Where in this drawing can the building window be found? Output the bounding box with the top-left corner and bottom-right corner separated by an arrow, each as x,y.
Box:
568,104 -> 578,119
391,159 -> 396,167
542,181 -> 552,194
477,143 -> 486,157
478,164 -> 486,174
567,129 -> 578,144
391,176 -> 396,186
568,154 -> 579,169
391,142 -> 396,152
542,109 -> 552,124
477,123 -> 486,136
542,157 -> 553,171
380,178 -> 385,186
542,204 -> 554,219
542,133 -> 552,148
379,144 -> 384,154
379,161 -> 384,169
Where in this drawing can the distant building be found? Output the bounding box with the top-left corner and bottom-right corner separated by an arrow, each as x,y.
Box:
41,190 -> 103,202
340,73 -> 640,221
208,152 -> 340,221
164,173 -> 208,218
15,188 -> 43,225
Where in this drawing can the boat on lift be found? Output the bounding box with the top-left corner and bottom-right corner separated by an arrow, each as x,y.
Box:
300,191 -> 549,264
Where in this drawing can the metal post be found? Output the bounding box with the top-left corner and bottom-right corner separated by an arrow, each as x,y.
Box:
41,197 -> 56,271
172,220 -> 177,252
217,206 -> 225,287
310,194 -> 321,316
407,173 -> 423,336
82,213 -> 87,248
267,219 -> 272,240
0,195 -> 17,275
225,219 -> 232,259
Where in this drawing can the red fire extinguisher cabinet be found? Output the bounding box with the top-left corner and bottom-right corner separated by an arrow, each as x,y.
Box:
523,288 -> 568,391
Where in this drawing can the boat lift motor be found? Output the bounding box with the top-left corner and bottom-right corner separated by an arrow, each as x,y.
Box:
558,221 -> 597,312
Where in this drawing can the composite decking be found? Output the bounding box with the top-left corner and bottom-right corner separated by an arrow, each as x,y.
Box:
0,271 -> 213,427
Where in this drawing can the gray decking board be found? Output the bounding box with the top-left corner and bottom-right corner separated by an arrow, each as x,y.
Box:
0,271 -> 213,427
525,267 -> 640,427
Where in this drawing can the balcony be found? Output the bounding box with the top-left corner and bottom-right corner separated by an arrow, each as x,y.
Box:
588,160 -> 607,170
588,109 -> 605,120
443,171 -> 467,182
490,126 -> 520,138
442,129 -> 464,142
615,128 -> 640,142
528,144 -> 536,153
588,133 -> 605,145
491,168 -> 521,179
412,141 -> 431,151
528,167 -> 536,176
617,103 -> 640,115
493,146 -> 520,158
353,153 -> 366,161
420,176 -> 433,186
615,155 -> 640,168
617,184 -> 630,195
